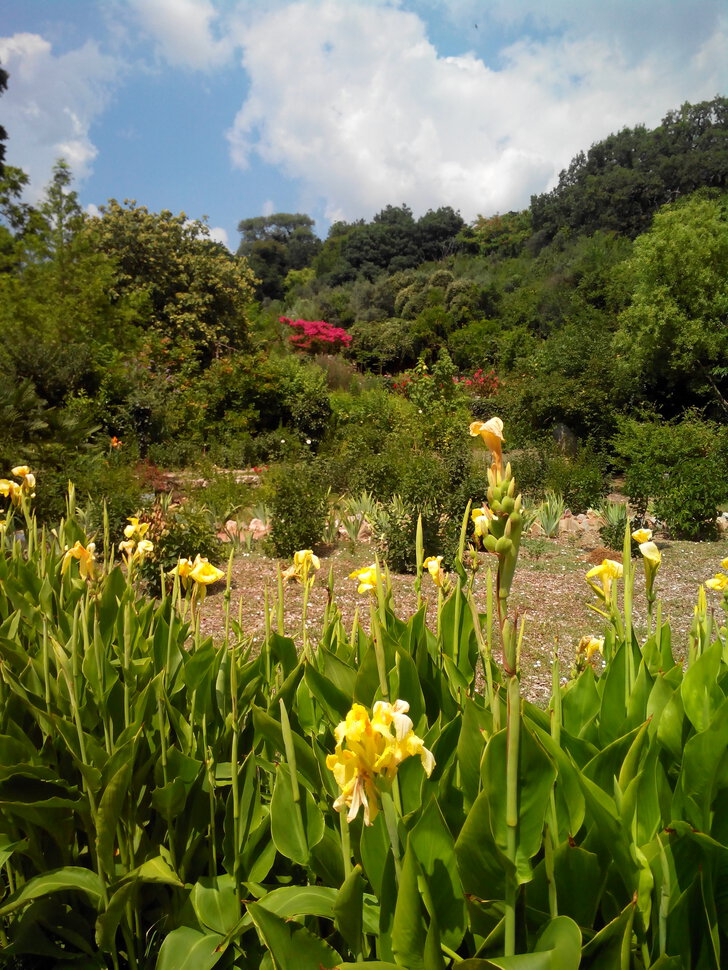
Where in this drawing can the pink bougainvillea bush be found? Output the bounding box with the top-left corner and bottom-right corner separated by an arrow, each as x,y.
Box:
281,316 -> 353,354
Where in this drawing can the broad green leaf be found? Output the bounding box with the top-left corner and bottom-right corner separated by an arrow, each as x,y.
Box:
360,810 -> 390,898
597,641 -> 629,745
125,855 -> 183,886
482,722 -> 557,884
657,686 -> 688,762
319,645 -> 357,699
0,834 -> 26,868
155,925 -> 226,970
391,841 -> 427,970
96,880 -> 135,952
409,797 -> 466,950
268,632 -> 298,677
458,697 -> 490,807
580,899 -> 635,965
455,788 -> 507,900
561,666 -> 600,742
309,821 -> 346,888
673,696 -> 728,831
681,640 -> 725,732
528,721 -> 586,839
304,662 -> 351,723
190,875 -> 240,935
582,723 -> 643,793
252,706 -> 321,790
95,757 -> 133,878
270,762 -> 324,864
0,867 -> 104,917
337,964 -> 400,969
334,864 -> 365,954
532,843 -> 602,929
247,901 -> 341,970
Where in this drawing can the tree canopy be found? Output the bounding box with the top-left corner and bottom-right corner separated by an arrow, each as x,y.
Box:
613,191 -> 728,414
88,200 -> 257,363
236,213 -> 321,300
531,96 -> 728,243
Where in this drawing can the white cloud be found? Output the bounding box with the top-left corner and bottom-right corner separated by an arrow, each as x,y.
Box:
208,225 -> 229,247
0,32 -> 119,200
126,0 -> 235,69
227,0 -> 727,222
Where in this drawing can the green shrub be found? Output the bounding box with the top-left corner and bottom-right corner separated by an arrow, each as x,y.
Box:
136,494 -> 224,589
264,461 -> 329,556
545,445 -> 608,513
614,413 -> 728,538
598,499 -> 632,551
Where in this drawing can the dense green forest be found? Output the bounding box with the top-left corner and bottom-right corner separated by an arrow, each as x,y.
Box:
1,92 -> 728,557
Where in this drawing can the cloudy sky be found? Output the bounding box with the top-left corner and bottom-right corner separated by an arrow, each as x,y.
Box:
2,1 -> 726,248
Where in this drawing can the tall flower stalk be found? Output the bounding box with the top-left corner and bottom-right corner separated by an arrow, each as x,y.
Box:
470,417 -> 524,956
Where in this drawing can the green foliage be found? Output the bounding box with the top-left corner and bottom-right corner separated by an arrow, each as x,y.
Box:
237,212 -> 321,300
534,489 -> 565,537
264,461 -> 329,556
531,96 -> 728,241
510,441 -> 608,513
545,445 -> 608,513
2,473 -> 728,967
135,494 -> 224,589
613,191 -> 728,412
598,499 -> 632,552
614,413 -> 728,538
85,199 -> 256,365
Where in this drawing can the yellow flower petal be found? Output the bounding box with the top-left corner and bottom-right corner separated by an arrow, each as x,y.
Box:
631,528 -> 652,544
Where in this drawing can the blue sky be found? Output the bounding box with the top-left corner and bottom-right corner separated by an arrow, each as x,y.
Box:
2,0 -> 726,248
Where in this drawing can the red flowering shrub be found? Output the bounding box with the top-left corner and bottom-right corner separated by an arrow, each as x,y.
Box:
453,367 -> 499,397
281,317 -> 353,354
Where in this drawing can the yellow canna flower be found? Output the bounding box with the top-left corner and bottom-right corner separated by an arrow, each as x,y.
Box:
124,516 -> 150,540
349,563 -> 379,594
585,558 -> 623,602
631,528 -> 652,544
471,505 -> 494,537
326,699 -> 434,826
188,555 -> 225,586
282,548 -> 321,584
62,540 -> 97,581
469,417 -> 505,478
706,573 -> 728,591
721,558 -> 728,571
11,465 -> 30,478
171,557 -> 195,589
119,539 -> 136,557
0,479 -> 22,505
119,537 -> 153,562
577,635 -> 604,661
640,541 -> 662,602
639,541 -> 661,567
423,555 -> 446,587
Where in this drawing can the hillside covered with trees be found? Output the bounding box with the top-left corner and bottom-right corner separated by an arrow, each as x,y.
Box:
1,93 -> 728,553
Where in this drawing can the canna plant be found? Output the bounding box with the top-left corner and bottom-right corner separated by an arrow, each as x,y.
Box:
0,442 -> 727,969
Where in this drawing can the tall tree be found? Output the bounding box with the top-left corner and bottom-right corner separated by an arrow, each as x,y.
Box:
88,200 -> 257,362
237,213 -> 320,300
0,61 -> 8,174
613,191 -> 728,414
531,97 -> 728,242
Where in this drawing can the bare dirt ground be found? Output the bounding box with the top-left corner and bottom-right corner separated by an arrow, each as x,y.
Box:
198,527 -> 728,705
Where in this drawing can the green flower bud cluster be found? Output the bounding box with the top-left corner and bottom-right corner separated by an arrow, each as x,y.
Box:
480,461 -> 523,604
